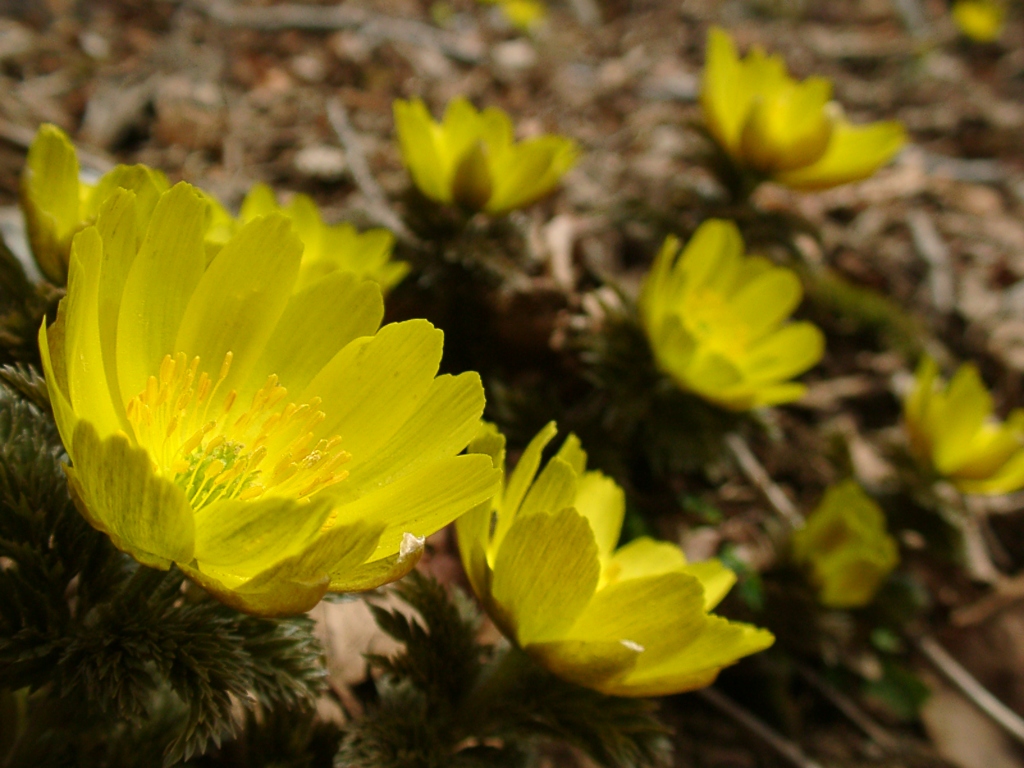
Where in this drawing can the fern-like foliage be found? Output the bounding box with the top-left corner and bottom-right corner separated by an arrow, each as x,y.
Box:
339,571 -> 672,768
0,381 -> 327,766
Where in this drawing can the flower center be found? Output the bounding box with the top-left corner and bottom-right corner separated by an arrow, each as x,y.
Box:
683,288 -> 750,361
125,352 -> 350,509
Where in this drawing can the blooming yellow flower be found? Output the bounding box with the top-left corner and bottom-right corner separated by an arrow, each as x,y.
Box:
952,0 -> 1005,42
792,481 -> 899,608
235,183 -> 408,293
638,220 -> 825,411
20,123 -> 169,283
904,357 -> 1024,494
39,181 -> 500,616
457,422 -> 774,697
393,97 -> 578,213
700,27 -> 906,191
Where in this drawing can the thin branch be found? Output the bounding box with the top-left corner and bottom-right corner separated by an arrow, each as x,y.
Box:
952,574 -> 1024,627
795,664 -> 899,752
916,634 -> 1024,746
725,432 -> 803,529
324,98 -> 418,247
907,211 -> 955,315
196,0 -> 482,63
698,688 -> 825,768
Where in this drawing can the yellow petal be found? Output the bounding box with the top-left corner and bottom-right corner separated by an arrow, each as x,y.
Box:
604,537 -> 687,584
486,135 -> 578,213
175,213 -> 302,397
339,453 -> 500,560
254,271 -> 383,398
63,228 -> 124,439
517,457 -> 578,518
574,470 -> 625,559
21,123 -> 80,282
774,120 -> 906,191
39,317 -> 77,455
83,163 -> 169,224
185,520 -> 383,616
743,322 -> 825,382
727,267 -> 803,342
192,495 -> 335,583
566,572 -> 707,674
738,77 -> 833,174
302,320 -> 444,460
553,433 -> 588,477
610,615 -> 774,696
490,507 -> 600,645
328,532 -> 424,592
239,182 -> 278,221
115,183 -> 210,406
527,638 -> 641,689
953,0 -> 1005,42
700,27 -> 749,157
94,189 -> 142,415
67,420 -> 194,568
931,364 -> 994,474
682,559 -> 737,610
346,372 -> 486,491
394,98 -> 453,203
679,219 -> 744,298
493,420 -> 559,551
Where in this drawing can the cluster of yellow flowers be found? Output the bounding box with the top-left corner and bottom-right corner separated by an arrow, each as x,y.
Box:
22,22 -> 944,699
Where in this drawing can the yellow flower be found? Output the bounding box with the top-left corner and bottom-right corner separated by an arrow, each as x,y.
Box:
236,183 -> 408,293
952,0 -> 1005,42
638,220 -> 825,411
20,123 -> 169,283
904,357 -> 1024,494
393,97 -> 578,213
478,0 -> 546,31
39,181 -> 500,616
792,481 -> 899,608
700,27 -> 906,191
457,422 -> 774,697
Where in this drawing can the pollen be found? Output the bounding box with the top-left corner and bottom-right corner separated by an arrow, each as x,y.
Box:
125,352 -> 350,508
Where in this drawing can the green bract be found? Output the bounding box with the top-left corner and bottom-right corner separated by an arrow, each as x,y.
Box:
40,181 -> 500,616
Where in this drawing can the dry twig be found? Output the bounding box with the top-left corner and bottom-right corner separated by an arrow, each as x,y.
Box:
197,0 -> 483,63
325,98 -> 418,246
916,634 -> 1024,746
907,211 -> 955,315
795,664 -> 899,753
725,433 -> 803,529
698,688 -> 825,768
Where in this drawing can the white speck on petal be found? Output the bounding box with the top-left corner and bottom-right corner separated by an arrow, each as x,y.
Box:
621,640 -> 644,653
399,532 -> 426,560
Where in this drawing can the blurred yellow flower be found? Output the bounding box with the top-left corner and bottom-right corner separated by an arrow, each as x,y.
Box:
638,220 -> 825,411
40,181 -> 500,616
20,123 -> 169,283
237,183 -> 409,293
904,357 -> 1024,494
457,422 -> 774,696
700,27 -> 906,191
792,481 -> 899,608
952,0 -> 1005,42
393,97 -> 578,213
478,0 -> 546,31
